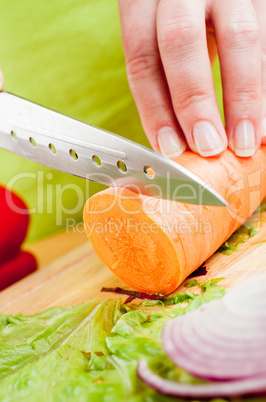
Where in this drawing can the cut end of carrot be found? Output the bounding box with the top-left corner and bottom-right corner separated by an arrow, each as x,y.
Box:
83,188 -> 181,295
83,149 -> 266,295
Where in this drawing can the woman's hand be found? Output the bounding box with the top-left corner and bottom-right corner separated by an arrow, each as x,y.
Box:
118,0 -> 266,158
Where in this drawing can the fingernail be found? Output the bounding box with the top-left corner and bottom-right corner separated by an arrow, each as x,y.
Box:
157,126 -> 186,158
193,121 -> 224,157
234,120 -> 256,157
262,117 -> 266,139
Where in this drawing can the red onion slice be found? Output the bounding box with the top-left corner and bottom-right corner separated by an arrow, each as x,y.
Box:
179,311 -> 266,360
164,314 -> 266,381
200,301 -> 266,341
137,359 -> 266,398
161,274 -> 266,381
173,313 -> 266,380
196,302 -> 266,344
223,274 -> 266,318
184,303 -> 266,353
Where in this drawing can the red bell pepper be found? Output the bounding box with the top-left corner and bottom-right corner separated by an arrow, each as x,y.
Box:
0,185 -> 37,290
0,186 -> 29,264
0,251 -> 37,291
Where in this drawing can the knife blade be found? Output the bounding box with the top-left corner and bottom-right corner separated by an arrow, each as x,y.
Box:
0,92 -> 227,206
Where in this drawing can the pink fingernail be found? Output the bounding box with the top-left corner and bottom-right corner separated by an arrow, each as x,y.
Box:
193,121 -> 224,157
157,126 -> 186,158
234,120 -> 256,157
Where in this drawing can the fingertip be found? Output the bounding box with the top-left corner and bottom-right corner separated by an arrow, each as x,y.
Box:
157,126 -> 187,158
192,120 -> 227,157
229,120 -> 257,157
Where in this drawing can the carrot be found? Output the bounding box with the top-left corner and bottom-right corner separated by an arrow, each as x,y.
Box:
83,149 -> 266,294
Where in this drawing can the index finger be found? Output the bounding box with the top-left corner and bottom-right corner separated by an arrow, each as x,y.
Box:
157,0 -> 228,157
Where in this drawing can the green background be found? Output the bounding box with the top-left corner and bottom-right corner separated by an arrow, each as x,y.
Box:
0,0 -> 223,242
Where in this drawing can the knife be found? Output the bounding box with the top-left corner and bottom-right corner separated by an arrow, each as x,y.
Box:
0,92 -> 226,206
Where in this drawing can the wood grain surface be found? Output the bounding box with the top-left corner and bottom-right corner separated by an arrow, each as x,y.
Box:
0,212 -> 265,315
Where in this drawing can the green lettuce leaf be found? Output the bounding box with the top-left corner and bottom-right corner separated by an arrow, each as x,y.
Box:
0,281 -> 263,402
217,204 -> 265,255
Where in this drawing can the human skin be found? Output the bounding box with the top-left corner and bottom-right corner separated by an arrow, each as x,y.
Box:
118,0 -> 266,158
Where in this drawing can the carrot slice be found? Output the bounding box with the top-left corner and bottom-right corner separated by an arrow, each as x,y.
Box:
83,149 -> 266,294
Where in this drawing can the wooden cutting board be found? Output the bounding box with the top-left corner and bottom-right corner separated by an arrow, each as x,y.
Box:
0,211 -> 266,315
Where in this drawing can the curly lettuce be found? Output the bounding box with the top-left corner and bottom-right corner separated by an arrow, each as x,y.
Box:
0,280 -> 262,402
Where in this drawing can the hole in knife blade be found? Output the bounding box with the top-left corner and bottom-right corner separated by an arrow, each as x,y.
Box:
69,149 -> 78,160
49,143 -> 56,154
92,155 -> 102,167
29,137 -> 37,147
117,160 -> 127,174
11,131 -> 18,140
144,166 -> 155,179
